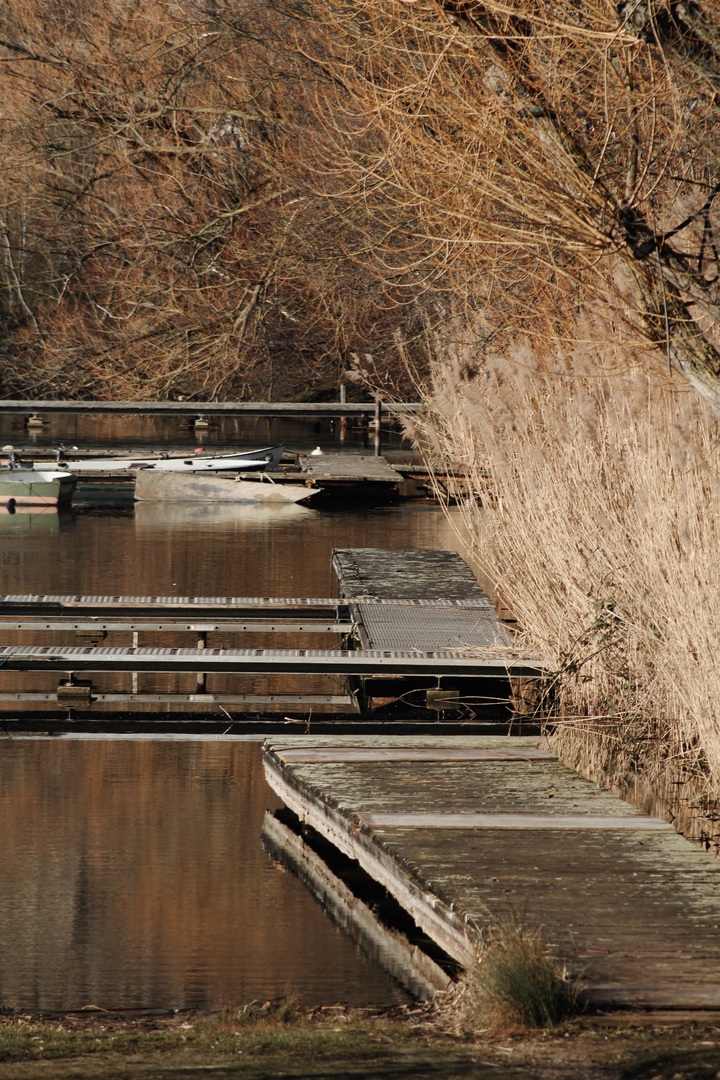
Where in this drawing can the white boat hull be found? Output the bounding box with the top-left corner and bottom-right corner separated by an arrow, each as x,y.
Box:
35,445 -> 285,474
134,470 -> 318,504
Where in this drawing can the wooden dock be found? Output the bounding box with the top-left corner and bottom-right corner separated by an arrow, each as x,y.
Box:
263,734 -> 720,1009
333,547 -> 492,602
20,453 -> 407,503
0,398 -> 421,418
249,455 -> 404,502
331,548 -> 523,711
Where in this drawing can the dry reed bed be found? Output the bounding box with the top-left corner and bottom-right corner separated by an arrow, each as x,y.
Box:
414,326 -> 720,822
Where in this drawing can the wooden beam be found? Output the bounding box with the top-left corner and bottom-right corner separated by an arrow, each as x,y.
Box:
0,399 -> 422,417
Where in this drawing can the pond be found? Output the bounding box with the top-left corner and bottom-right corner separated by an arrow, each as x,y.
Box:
0,416 -> 476,1012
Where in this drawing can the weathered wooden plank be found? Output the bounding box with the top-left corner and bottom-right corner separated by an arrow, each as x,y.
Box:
359,812 -> 671,830
301,454 -> 402,483
270,735 -> 544,751
280,758 -> 645,818
276,747 -> 556,763
333,548 -> 491,601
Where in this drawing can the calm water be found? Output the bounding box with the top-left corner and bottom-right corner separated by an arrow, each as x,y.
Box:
0,424 -> 474,1011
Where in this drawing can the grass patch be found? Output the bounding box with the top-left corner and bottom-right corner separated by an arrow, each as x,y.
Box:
0,1008 -> 521,1080
2,1005 -> 720,1079
461,922 -> 581,1033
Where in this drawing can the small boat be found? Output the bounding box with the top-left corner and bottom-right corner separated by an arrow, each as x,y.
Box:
36,445 -> 285,474
0,469 -> 77,507
134,470 -> 319,504
145,448 -> 281,473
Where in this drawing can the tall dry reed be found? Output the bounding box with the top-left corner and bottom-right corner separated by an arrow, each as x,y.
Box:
416,323 -> 720,783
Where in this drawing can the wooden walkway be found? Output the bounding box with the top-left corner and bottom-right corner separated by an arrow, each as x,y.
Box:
263,735 -> 720,1009
333,548 -> 493,602
300,454 -> 401,484
245,455 -> 404,502
0,399 -> 421,418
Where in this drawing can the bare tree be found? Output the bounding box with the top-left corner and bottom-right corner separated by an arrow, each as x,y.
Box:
0,0 -> 425,399
284,0 -> 720,409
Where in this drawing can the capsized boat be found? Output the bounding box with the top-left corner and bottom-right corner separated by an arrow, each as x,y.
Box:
0,469 -> 77,506
134,470 -> 319,504
36,445 -> 285,474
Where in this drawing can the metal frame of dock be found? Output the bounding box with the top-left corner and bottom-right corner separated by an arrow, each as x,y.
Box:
0,551 -> 542,724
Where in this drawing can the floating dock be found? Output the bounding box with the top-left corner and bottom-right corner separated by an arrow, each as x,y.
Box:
263,734 -> 720,1009
0,551 -> 541,722
331,548 -> 521,712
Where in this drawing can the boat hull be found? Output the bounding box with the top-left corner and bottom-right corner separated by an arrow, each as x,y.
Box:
39,445 -> 285,474
134,470 -> 318,504
0,471 -> 77,506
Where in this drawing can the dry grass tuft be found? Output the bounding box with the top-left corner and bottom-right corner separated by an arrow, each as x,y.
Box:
455,922 -> 580,1034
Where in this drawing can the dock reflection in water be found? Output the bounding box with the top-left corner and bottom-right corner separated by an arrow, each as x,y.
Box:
133,500 -> 317,531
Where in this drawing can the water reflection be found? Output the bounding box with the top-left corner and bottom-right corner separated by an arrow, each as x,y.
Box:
134,500 -> 317,532
0,503 -> 470,598
0,411 -> 410,460
0,739 -> 411,1012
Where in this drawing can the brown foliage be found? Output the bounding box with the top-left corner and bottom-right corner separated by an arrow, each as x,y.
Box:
0,0 -> 425,400
285,0 -> 720,410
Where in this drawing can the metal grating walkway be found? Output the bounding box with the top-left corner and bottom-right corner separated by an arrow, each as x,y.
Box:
333,548 -> 510,657
354,600 -> 510,651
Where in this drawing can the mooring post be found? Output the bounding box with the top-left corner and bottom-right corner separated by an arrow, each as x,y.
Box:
197,630 -> 207,692
132,631 -> 139,694
373,398 -> 382,456
339,383 -> 347,444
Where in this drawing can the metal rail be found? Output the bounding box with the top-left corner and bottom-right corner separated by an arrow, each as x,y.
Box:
0,594 -> 351,619
0,645 -> 543,677
0,691 -> 354,706
0,619 -> 354,634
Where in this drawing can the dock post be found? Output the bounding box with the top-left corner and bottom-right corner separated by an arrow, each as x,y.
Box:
339,383 -> 347,444
196,631 -> 207,692
373,398 -> 382,456
132,631 -> 139,694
